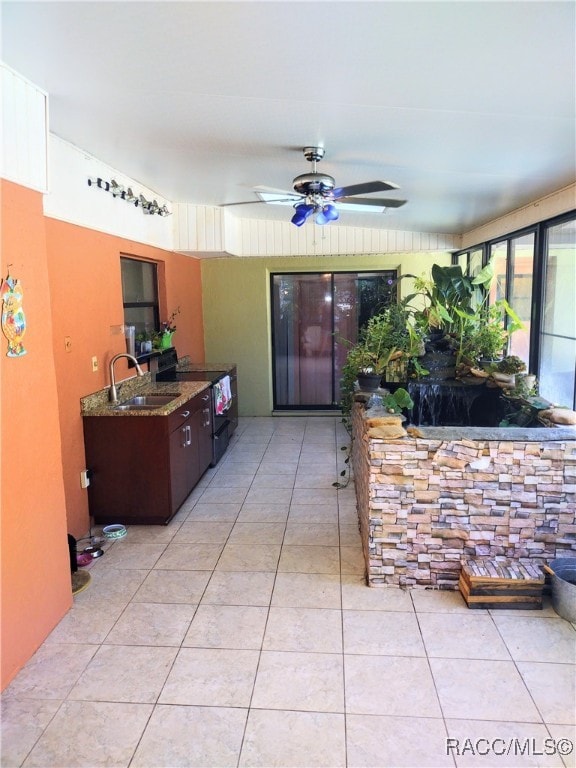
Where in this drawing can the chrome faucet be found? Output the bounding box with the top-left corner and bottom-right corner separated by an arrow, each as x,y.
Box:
108,353 -> 144,404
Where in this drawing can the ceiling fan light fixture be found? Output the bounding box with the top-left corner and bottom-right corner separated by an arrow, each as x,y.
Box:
291,203 -> 315,227
316,203 -> 339,225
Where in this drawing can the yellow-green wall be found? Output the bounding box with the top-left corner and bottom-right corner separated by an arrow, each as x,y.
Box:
201,252 -> 452,415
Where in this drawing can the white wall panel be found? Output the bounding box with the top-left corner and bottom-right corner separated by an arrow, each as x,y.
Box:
222,211 -> 241,255
173,203 -> 462,258
174,203 -> 189,250
1,63 -> 48,192
43,136 -> 174,250
461,184 -> 576,247
196,206 -> 206,251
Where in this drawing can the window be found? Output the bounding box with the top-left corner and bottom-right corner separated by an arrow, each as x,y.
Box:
120,256 -> 159,337
488,241 -> 508,304
454,247 -> 484,278
538,218 -> 576,408
488,233 -> 535,363
455,210 -> 576,407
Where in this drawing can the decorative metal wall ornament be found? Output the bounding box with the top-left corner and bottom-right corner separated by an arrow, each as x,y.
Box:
87,177 -> 171,216
1,266 -> 27,357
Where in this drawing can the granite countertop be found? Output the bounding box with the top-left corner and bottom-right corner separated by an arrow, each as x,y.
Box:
80,373 -> 210,417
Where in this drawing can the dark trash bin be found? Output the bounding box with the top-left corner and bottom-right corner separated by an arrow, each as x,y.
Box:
67,534 -> 78,573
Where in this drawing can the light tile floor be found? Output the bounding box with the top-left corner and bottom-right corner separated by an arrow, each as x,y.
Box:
2,417 -> 575,768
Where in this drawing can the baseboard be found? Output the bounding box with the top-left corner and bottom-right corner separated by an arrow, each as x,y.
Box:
272,410 -> 343,417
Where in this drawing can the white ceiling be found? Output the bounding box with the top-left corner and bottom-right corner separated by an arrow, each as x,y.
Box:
2,1 -> 575,235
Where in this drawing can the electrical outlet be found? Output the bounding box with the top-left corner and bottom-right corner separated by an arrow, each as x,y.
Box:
80,470 -> 90,489
64,336 -> 72,352
91,356 -> 98,372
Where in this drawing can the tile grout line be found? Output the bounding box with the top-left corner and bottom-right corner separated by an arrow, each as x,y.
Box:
232,415 -> 304,767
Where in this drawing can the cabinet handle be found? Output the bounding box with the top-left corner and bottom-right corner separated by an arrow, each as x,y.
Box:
181,410 -> 190,418
181,426 -> 187,447
202,394 -> 210,401
202,408 -> 211,428
186,425 -> 192,446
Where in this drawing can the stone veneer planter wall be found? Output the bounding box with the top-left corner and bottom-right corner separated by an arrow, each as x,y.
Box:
351,403 -> 576,588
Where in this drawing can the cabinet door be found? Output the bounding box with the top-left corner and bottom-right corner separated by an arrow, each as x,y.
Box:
196,394 -> 213,475
169,417 -> 198,512
84,416 -> 173,525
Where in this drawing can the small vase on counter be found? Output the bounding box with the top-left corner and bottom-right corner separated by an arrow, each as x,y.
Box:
160,331 -> 174,349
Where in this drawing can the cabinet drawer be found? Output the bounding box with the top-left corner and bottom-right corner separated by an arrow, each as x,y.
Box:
191,389 -> 211,412
166,397 -> 198,433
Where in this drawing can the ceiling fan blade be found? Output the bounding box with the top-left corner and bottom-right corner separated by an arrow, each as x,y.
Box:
221,197 -> 301,207
338,196 -> 407,209
332,180 -> 399,199
254,185 -> 298,196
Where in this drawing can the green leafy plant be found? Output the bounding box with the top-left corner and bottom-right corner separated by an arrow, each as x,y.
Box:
161,306 -> 180,334
341,311 -> 404,376
499,402 -> 538,427
339,302 -> 420,414
410,358 -> 430,378
496,355 -> 527,374
509,374 -> 538,400
405,260 -> 496,336
460,300 -> 523,364
382,387 -> 414,414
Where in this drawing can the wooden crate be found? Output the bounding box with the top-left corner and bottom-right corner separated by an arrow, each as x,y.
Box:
459,558 -> 545,609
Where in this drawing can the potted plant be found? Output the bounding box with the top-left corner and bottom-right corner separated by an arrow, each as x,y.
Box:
496,355 -> 527,375
488,354 -> 526,389
376,302 -> 426,384
136,330 -> 154,355
159,306 -> 180,349
339,309 -> 403,415
352,312 -> 405,387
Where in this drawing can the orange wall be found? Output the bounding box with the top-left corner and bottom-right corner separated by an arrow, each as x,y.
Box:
1,180 -> 205,689
45,220 -> 204,537
1,181 -> 71,688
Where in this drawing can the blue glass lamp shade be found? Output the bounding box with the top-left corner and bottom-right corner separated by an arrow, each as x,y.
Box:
315,204 -> 339,225
291,203 -> 316,227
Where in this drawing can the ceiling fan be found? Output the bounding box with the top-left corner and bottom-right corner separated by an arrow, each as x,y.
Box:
224,146 -> 407,226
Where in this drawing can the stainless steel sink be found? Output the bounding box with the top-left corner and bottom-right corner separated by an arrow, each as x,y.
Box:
113,394 -> 179,411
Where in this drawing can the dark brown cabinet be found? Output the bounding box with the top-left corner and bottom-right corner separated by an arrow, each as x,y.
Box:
169,409 -> 198,513
83,389 -> 212,525
196,390 -> 213,471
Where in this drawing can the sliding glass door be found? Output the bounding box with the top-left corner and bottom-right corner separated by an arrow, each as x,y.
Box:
271,271 -> 396,409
